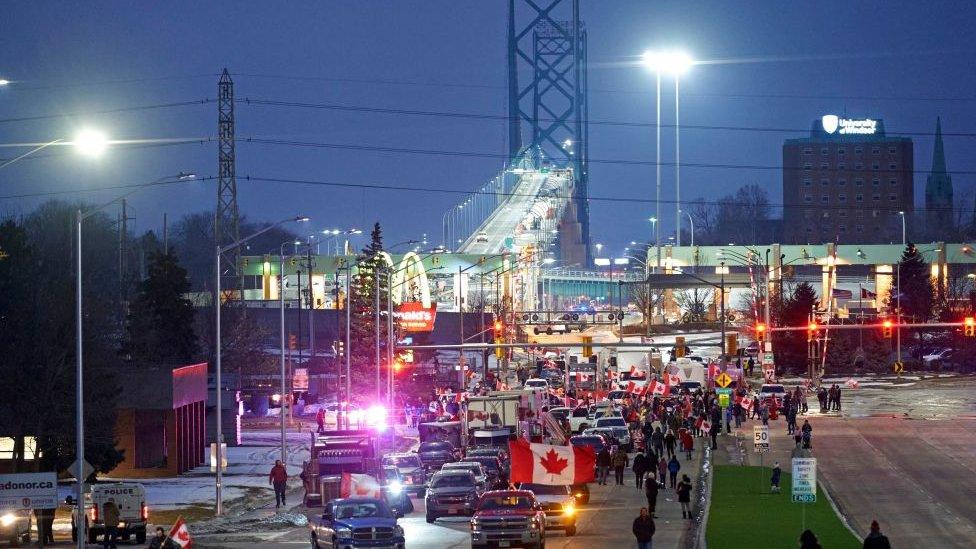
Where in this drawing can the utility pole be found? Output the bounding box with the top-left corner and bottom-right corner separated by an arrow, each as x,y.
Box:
307,247 -> 315,361
215,68 -> 241,295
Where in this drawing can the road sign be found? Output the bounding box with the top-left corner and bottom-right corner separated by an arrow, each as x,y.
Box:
753,425 -> 769,453
0,472 -> 58,510
761,352 -> 775,366
67,458 -> 94,483
293,367 -> 309,391
718,393 -> 730,408
791,457 -> 817,503
715,372 -> 733,388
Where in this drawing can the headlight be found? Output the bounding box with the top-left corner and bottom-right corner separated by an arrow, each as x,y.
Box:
563,503 -> 576,516
0,514 -> 16,527
389,480 -> 403,494
336,527 -> 352,539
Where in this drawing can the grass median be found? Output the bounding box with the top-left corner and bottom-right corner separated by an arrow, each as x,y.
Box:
706,464 -> 859,549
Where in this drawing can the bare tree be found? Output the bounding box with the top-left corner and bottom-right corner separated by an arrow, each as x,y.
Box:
675,288 -> 713,323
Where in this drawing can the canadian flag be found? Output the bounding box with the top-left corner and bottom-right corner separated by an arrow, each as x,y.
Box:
707,363 -> 720,380
739,396 -> 754,412
509,439 -> 596,485
168,516 -> 192,548
625,381 -> 636,394
667,373 -> 681,387
648,379 -> 668,396
340,473 -> 383,499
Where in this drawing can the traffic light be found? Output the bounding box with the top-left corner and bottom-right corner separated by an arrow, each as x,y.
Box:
494,320 -> 505,359
725,334 -> 738,356
675,336 -> 686,358
755,323 -> 766,344
807,322 -> 819,343
493,320 -> 504,336
882,320 -> 893,339
965,317 -> 975,337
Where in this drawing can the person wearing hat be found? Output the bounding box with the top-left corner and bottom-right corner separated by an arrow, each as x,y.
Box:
862,520 -> 892,549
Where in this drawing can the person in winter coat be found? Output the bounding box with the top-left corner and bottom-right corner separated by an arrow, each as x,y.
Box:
102,498 -> 120,549
315,407 -> 325,433
799,529 -> 822,549
612,447 -> 630,486
676,474 -> 693,519
596,448 -> 612,485
862,520 -> 892,549
657,456 -> 667,487
663,429 -> 676,458
632,451 -> 649,489
667,455 -> 681,489
632,507 -> 656,549
147,527 -> 177,549
679,428 -> 694,460
770,462 -> 782,493
269,459 -> 289,509
643,472 -> 660,517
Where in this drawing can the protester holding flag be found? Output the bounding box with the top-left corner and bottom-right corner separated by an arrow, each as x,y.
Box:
166,517 -> 192,549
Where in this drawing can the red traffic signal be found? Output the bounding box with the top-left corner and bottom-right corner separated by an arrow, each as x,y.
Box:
807,322 -> 819,342
964,317 -> 975,337
755,323 -> 766,342
493,320 -> 504,335
882,320 -> 893,339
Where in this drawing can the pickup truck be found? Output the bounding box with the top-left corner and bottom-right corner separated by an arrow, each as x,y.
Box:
309,497 -> 405,549
417,440 -> 458,472
517,483 -> 577,536
381,453 -> 426,496
470,490 -> 547,549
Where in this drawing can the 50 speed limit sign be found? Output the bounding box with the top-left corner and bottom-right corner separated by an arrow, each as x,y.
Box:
753,425 -> 770,453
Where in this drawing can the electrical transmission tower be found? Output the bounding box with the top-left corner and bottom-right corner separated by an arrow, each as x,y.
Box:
216,68 -> 241,296
507,0 -> 589,265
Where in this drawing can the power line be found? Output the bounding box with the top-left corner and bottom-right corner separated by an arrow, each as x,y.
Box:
241,137 -> 976,176
240,97 -> 976,139
0,99 -> 213,125
0,176 -> 215,200
0,138 -> 211,164
239,175 -> 974,216
232,73 -> 976,103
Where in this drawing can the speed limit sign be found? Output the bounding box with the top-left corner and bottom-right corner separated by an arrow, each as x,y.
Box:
753,425 -> 769,453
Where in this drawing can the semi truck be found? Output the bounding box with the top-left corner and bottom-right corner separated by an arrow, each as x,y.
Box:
301,429 -> 378,507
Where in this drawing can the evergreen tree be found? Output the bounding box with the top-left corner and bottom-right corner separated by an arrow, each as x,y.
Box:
125,251 -> 197,363
889,243 -> 934,322
770,282 -> 818,374
347,223 -> 391,397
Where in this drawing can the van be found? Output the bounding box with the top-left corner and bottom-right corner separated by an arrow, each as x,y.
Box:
70,483 -> 148,544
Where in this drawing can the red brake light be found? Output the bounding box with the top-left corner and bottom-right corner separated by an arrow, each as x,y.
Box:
141,503 -> 148,521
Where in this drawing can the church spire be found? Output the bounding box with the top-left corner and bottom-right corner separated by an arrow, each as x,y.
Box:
931,116 -> 947,175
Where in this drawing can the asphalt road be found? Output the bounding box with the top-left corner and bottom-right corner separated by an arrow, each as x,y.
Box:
193,454 -> 701,549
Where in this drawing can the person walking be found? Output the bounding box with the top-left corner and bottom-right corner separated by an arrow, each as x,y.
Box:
596,447 -> 612,485
862,520 -> 892,549
612,446 -> 630,486
801,419 -> 813,449
315,407 -> 325,433
799,529 -> 822,549
632,507 -> 656,549
679,427 -> 694,460
102,497 -> 120,549
642,470 -> 660,517
663,428 -> 676,459
676,474 -> 693,519
657,455 -> 667,488
269,459 -> 289,509
651,426 -> 664,458
770,462 -> 782,493
34,507 -> 55,545
633,451 -> 649,489
667,455 -> 681,489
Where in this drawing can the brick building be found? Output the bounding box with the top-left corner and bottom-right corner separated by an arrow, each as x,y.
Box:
783,115 -> 913,244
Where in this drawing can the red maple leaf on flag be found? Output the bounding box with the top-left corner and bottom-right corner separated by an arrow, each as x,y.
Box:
539,449 -> 569,475
177,530 -> 190,542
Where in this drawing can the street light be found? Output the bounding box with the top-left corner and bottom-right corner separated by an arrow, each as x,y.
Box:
214,215 -> 309,515
73,129 -> 110,157
75,172 -> 194,549
0,79 -> 9,86
897,211 -> 906,369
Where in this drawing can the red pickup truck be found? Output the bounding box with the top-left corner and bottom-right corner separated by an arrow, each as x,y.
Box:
469,490 -> 547,549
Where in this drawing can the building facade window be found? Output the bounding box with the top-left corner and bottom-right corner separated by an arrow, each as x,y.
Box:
804,194 -> 813,203
888,162 -> 897,170
855,162 -> 864,170
888,146 -> 897,154
803,178 -> 812,186
821,195 -> 829,203
889,194 -> 898,201
803,162 -> 812,170
856,193 -> 864,202
856,224 -> 864,232
838,163 -> 847,170
821,147 -> 829,156
838,194 -> 847,202
820,162 -> 829,170
854,147 -> 863,155
872,162 -> 880,170
873,194 -> 881,201
838,179 -> 847,186
803,147 -> 813,154
855,178 -> 864,187
872,146 -> 881,154
872,178 -> 880,186
821,178 -> 830,187
889,178 -> 897,186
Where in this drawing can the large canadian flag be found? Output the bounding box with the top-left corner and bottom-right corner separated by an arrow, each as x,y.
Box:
168,516 -> 192,548
648,379 -> 669,396
509,439 -> 596,485
340,473 -> 383,499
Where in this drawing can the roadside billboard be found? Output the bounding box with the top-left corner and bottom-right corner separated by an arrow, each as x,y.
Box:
395,302 -> 437,332
0,472 -> 58,510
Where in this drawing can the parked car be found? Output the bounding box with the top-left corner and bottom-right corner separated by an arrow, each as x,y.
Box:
0,510 -> 32,546
922,348 -> 953,365
469,490 -> 547,549
517,483 -> 577,536
380,466 -> 415,515
523,378 -> 550,391
759,384 -> 787,407
441,462 -> 488,491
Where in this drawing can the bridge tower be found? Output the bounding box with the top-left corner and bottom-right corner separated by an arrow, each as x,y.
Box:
507,0 -> 589,266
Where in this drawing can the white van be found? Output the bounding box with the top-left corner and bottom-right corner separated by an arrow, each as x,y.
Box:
71,482 -> 148,544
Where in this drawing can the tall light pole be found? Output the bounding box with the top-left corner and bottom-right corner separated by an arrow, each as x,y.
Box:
215,215 -> 308,515
643,51 -> 694,252
648,218 -> 657,273
75,168 -> 197,549
897,211 -> 906,368
680,209 -> 695,257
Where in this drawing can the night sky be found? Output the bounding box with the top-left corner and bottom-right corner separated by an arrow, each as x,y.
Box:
1,1 -> 974,256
